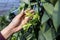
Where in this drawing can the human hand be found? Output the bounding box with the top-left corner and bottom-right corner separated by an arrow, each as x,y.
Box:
1,9 -> 34,39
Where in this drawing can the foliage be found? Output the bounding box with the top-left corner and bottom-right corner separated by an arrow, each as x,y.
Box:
0,0 -> 60,40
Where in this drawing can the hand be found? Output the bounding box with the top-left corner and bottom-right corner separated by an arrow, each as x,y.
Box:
1,9 -> 34,39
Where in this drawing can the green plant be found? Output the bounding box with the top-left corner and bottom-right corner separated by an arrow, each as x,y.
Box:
0,0 -> 60,40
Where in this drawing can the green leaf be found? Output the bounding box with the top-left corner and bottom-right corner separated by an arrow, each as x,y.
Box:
20,0 -> 30,4
41,12 -> 49,24
43,2 -> 54,15
41,0 -> 45,2
26,34 -> 33,40
30,2 -> 37,5
52,1 -> 60,31
11,36 -> 17,40
18,3 -> 25,11
40,23 -> 47,33
38,31 -> 46,40
50,0 -> 57,5
39,23 -> 55,40
23,23 -> 32,31
40,23 -> 50,33
43,28 -> 53,40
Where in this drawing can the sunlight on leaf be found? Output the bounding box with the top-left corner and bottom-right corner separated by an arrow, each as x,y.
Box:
43,2 -> 54,15
52,1 -> 60,31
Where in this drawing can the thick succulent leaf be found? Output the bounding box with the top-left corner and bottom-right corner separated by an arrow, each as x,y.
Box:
41,12 -> 49,24
52,1 -> 60,31
43,2 -> 54,15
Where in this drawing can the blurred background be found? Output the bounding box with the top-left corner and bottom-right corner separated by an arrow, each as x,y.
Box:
0,0 -> 20,15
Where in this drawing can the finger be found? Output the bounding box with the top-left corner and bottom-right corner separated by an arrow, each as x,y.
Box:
21,17 -> 30,25
11,9 -> 25,25
12,16 -> 31,32
25,8 -> 31,12
19,17 -> 30,28
24,8 -> 31,13
15,9 -> 25,19
29,10 -> 34,14
13,17 -> 30,32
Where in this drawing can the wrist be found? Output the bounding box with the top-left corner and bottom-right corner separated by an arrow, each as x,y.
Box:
1,26 -> 14,39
